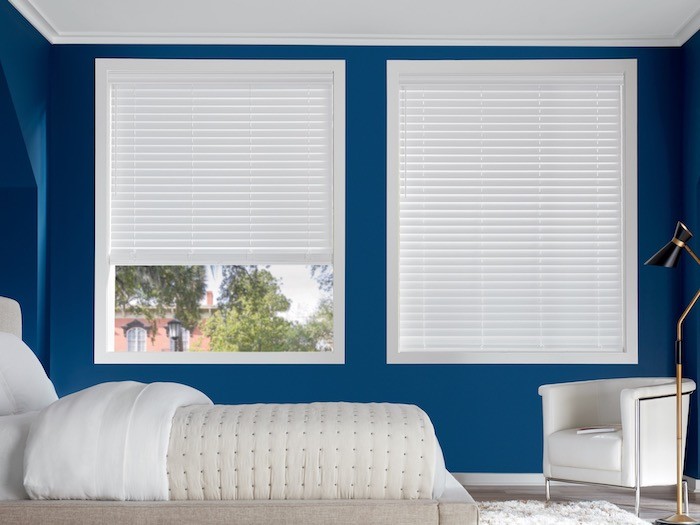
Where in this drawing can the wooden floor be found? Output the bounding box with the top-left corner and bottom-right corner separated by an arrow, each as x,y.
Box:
466,483 -> 700,523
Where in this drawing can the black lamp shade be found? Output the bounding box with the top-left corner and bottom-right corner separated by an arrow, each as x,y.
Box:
645,221 -> 693,268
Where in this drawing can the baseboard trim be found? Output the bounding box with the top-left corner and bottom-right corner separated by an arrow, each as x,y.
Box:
453,473 -> 545,486
454,472 -> 700,492
684,476 -> 700,493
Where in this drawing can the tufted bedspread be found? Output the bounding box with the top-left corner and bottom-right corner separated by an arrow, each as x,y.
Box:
167,402 -> 444,500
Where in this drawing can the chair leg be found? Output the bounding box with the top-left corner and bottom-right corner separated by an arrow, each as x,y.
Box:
683,480 -> 689,515
635,485 -> 640,517
545,478 -> 551,502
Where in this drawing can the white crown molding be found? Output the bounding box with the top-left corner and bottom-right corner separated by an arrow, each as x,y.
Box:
8,0 -> 700,47
8,0 -> 58,43
674,6 -> 700,46
48,33 -> 685,47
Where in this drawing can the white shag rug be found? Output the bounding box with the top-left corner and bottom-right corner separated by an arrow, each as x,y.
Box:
478,500 -> 648,525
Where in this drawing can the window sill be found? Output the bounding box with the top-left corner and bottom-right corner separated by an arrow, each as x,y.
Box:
94,350 -> 345,365
387,349 -> 638,365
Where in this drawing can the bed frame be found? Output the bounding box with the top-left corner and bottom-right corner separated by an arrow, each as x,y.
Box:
0,296 -> 479,524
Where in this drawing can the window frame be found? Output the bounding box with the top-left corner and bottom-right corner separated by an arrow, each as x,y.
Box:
94,59 -> 345,365
386,59 -> 638,365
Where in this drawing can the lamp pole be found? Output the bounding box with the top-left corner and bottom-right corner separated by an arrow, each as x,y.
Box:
660,289 -> 700,524
646,221 -> 699,525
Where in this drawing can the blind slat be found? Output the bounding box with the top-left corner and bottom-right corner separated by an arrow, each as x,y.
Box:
109,71 -> 335,265
396,73 -> 625,354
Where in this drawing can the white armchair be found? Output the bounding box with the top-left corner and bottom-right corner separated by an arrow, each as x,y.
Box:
539,377 -> 696,516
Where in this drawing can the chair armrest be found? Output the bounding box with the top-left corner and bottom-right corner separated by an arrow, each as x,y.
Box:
618,379 -> 695,486
619,379 -> 695,439
620,379 -> 695,404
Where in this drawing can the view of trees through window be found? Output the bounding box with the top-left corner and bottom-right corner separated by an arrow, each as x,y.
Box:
114,265 -> 333,353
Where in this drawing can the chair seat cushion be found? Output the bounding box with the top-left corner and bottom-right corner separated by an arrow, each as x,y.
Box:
547,428 -> 622,472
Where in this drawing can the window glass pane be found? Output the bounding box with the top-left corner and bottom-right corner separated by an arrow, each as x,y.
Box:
125,327 -> 146,352
114,265 -> 333,353
182,329 -> 190,352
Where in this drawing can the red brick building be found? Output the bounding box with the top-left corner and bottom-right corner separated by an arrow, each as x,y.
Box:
114,291 -> 216,352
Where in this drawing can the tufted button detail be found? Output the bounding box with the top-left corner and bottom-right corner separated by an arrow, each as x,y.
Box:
166,402 -> 435,501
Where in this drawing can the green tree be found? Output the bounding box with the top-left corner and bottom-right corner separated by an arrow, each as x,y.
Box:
204,266 -> 293,352
310,265 -> 333,294
302,297 -> 334,351
282,298 -> 334,352
115,266 -> 207,337
216,265 -> 250,311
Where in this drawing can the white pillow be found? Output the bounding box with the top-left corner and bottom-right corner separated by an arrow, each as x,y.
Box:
0,332 -> 57,415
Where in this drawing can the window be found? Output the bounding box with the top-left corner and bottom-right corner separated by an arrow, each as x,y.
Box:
95,59 -> 345,364
387,60 -> 637,364
126,327 -> 146,352
182,329 -> 190,352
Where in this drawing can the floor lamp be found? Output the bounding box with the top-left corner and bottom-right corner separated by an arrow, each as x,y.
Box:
646,221 -> 700,525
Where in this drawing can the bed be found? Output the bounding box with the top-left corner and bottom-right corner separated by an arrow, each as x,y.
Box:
0,296 -> 478,524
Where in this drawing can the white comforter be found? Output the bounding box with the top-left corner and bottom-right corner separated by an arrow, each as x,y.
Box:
22,381 -> 446,501
0,412 -> 37,500
24,381 -> 211,500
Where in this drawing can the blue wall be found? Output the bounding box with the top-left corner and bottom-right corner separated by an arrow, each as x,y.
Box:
47,45 -> 683,473
0,0 -> 50,367
682,31 -> 700,478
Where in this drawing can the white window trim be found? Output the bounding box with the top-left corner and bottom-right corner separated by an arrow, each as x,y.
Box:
94,58 -> 345,365
386,59 -> 638,365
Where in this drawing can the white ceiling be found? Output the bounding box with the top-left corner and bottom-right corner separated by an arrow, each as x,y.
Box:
10,0 -> 700,46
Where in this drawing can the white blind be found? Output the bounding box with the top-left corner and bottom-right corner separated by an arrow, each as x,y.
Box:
398,74 -> 625,353
108,71 -> 334,265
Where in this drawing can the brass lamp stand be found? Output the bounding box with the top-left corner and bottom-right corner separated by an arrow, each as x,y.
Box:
646,221 -> 700,525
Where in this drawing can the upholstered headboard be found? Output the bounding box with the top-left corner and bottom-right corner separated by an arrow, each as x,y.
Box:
0,297 -> 22,339
0,297 -> 56,417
